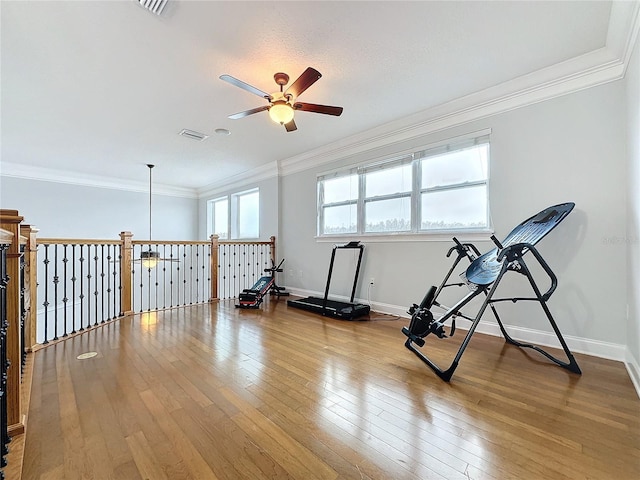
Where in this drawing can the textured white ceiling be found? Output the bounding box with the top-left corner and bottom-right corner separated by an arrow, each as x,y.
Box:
1,1 -> 614,191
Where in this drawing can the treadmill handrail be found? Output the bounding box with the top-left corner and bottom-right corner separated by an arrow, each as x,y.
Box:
322,242 -> 365,309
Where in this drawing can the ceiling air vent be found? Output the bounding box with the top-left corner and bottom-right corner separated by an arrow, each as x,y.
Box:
179,129 -> 209,141
137,0 -> 169,16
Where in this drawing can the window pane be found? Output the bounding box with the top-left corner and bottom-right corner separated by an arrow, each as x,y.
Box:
238,191 -> 259,238
323,175 -> 358,204
365,197 -> 411,232
213,199 -> 228,239
366,164 -> 412,197
323,204 -> 357,234
422,144 -> 488,189
421,185 -> 488,229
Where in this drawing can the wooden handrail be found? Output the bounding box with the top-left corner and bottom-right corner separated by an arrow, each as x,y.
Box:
37,238 -> 122,245
39,238 -> 273,246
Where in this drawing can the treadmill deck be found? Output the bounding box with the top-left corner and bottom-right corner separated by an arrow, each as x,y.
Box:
288,296 -> 370,320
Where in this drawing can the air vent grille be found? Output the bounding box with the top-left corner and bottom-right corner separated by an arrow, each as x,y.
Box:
137,0 -> 169,15
179,129 -> 209,141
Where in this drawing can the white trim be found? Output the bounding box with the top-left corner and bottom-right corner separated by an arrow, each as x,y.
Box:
609,0 -> 640,71
314,231 -> 494,244
626,348 -> 640,400
286,287 -> 629,364
279,54 -> 625,179
278,4 -> 640,179
0,161 -> 196,198
197,161 -> 278,199
314,128 -> 493,179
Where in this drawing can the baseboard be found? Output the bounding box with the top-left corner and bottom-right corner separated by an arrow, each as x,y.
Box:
285,286 -> 628,363
625,349 -> 640,399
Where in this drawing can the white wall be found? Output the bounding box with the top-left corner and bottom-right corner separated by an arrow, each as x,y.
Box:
197,175 -> 279,243
0,176 -> 198,240
281,79 -> 627,352
626,30 -> 640,387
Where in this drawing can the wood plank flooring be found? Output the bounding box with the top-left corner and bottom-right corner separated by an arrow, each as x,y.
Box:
18,298 -> 640,479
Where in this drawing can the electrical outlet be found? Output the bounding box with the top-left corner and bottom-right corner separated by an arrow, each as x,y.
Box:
369,277 -> 375,285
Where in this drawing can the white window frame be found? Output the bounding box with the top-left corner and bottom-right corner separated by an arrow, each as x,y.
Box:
317,131 -> 491,239
231,188 -> 260,240
207,196 -> 229,240
317,171 -> 359,235
206,188 -> 260,240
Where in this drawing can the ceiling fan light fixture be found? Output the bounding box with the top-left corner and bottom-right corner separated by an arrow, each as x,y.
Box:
141,250 -> 160,269
268,101 -> 294,125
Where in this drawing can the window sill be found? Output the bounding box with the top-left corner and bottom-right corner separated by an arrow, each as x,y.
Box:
315,229 -> 495,244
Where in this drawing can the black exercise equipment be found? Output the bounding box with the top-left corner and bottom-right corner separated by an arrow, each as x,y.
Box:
402,202 -> 582,381
236,258 -> 289,309
287,241 -> 370,320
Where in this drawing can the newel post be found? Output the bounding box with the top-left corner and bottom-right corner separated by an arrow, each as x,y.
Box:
20,225 -> 38,352
209,235 -> 219,302
119,232 -> 133,315
270,236 -> 276,266
0,209 -> 24,433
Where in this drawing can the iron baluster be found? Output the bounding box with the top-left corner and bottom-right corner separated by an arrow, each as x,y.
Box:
162,244 -> 167,309
169,244 -> 174,308
93,244 -> 99,325
42,244 -> 49,344
106,245 -> 112,321
53,244 -> 59,340
117,244 -> 123,316
100,244 -> 105,323
79,244 -> 84,331
62,244 -> 68,337
71,245 -> 77,334
182,245 -> 187,306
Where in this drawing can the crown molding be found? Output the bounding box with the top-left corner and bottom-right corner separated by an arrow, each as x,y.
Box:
277,2 -> 640,178
0,161 -> 197,198
196,161 -> 279,199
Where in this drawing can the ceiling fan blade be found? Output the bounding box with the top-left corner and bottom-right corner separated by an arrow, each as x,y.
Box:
285,67 -> 322,99
228,105 -> 269,120
284,119 -> 297,132
293,102 -> 343,116
220,74 -> 272,100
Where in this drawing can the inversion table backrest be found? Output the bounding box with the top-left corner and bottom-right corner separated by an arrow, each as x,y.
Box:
464,202 -> 575,286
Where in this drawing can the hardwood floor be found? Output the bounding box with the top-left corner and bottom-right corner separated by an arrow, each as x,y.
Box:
17,298 -> 640,479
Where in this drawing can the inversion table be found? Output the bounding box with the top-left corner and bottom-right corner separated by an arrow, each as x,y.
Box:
402,202 -> 582,381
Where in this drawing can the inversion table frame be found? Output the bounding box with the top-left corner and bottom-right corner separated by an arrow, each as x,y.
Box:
402,202 -> 582,382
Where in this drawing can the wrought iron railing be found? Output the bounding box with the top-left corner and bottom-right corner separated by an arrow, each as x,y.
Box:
217,240 -> 274,300
36,239 -> 123,343
131,241 -> 211,312
34,234 -> 277,344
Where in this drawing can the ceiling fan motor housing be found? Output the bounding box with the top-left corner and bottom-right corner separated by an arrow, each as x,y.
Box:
274,72 -> 290,87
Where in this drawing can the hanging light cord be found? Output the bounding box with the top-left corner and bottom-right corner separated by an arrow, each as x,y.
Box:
147,164 -> 154,249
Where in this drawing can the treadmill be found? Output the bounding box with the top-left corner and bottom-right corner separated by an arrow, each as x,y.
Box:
287,241 -> 370,320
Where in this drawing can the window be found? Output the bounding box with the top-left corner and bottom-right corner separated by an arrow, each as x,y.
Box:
420,142 -> 489,230
364,161 -> 412,233
318,174 -> 358,234
207,188 -> 260,239
317,133 -> 490,236
208,197 -> 228,239
233,189 -> 259,239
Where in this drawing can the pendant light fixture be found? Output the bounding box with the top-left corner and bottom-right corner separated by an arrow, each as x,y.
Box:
141,163 -> 159,269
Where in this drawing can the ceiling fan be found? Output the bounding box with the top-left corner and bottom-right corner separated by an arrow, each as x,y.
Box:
220,67 -> 343,132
